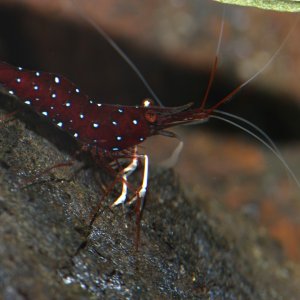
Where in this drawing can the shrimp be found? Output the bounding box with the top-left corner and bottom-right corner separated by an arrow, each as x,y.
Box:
0,58 -> 231,207
0,1 -> 298,212
1,2 -> 300,297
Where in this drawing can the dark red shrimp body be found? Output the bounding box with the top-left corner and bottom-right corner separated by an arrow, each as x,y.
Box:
0,61 -> 213,153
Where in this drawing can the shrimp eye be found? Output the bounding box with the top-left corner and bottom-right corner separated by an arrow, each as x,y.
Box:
142,98 -> 154,107
145,110 -> 157,123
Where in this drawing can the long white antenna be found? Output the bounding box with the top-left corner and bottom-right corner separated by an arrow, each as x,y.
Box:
238,22 -> 297,91
70,0 -> 164,106
200,7 -> 225,110
216,7 -> 225,59
214,109 -> 281,155
211,114 -> 300,189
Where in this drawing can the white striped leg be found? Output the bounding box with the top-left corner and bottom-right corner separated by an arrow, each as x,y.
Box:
128,154 -> 149,207
111,148 -> 138,207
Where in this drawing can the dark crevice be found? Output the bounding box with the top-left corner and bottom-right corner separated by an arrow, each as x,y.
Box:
0,159 -> 10,169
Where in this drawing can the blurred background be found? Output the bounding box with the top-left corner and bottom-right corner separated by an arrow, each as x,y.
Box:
0,0 -> 299,262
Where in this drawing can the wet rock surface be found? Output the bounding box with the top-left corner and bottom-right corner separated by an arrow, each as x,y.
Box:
0,93 -> 299,299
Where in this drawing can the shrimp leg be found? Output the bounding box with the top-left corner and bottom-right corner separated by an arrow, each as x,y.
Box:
111,147 -> 138,207
128,154 -> 149,207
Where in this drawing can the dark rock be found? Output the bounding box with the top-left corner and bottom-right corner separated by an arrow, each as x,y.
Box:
0,93 -> 299,299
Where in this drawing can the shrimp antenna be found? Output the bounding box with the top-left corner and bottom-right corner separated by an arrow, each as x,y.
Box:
210,114 -> 300,189
200,6 -> 226,110
160,7 -> 226,169
214,109 -> 298,186
158,131 -> 184,168
214,109 -> 281,156
69,0 -> 164,107
206,15 -> 299,114
161,140 -> 184,168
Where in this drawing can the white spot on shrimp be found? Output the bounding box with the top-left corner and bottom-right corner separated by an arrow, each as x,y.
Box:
50,106 -> 54,110
35,97 -> 40,101
143,99 -> 151,107
75,88 -> 80,93
65,102 -> 71,107
116,136 -> 122,141
89,100 -> 94,104
112,147 -> 119,151
33,85 -> 39,91
118,108 -> 124,113
8,90 -> 14,95
139,137 -> 144,142
92,122 -> 99,128
51,93 -> 57,99
73,132 -> 79,138
42,111 -> 48,116
24,100 -> 31,105
54,76 -> 60,84
79,113 -> 84,119
17,67 -> 23,71
97,103 -> 102,107
133,119 -> 138,125
16,78 -> 21,83
112,121 -> 118,126
35,72 -> 40,77
57,122 -> 63,127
